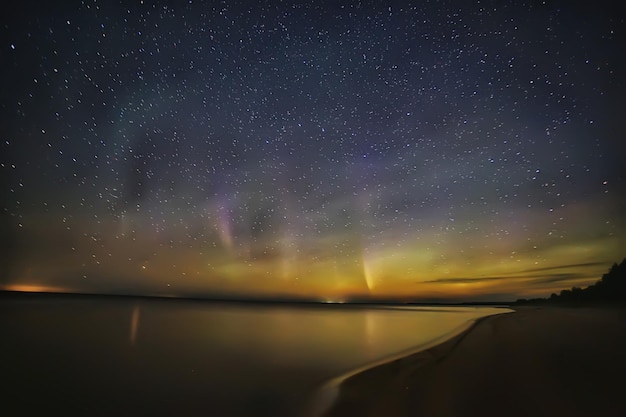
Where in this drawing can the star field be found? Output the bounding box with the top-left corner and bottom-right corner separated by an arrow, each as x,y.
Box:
1,0 -> 625,301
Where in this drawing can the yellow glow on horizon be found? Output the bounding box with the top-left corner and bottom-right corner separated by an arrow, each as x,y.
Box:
5,210 -> 623,301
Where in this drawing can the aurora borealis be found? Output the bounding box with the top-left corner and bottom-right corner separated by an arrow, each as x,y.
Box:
1,0 -> 624,302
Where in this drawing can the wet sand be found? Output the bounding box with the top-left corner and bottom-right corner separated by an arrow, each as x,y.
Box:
324,307 -> 626,417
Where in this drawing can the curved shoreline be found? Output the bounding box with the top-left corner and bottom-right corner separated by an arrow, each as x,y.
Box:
302,308 -> 513,417
317,306 -> 626,417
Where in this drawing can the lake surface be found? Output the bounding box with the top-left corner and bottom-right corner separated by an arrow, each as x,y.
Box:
0,295 -> 509,416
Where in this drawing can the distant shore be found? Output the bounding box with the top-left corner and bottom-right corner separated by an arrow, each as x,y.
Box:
321,306 -> 626,417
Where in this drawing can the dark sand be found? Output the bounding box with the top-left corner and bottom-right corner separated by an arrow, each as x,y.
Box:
324,307 -> 626,417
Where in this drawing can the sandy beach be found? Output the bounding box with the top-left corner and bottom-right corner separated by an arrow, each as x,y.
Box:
323,307 -> 626,417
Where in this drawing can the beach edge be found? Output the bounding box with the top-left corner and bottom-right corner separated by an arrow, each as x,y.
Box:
301,307 -> 513,417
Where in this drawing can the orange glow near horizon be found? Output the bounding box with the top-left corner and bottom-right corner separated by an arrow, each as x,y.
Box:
3,215 -> 621,302
2,193 -> 623,303
2,284 -> 67,294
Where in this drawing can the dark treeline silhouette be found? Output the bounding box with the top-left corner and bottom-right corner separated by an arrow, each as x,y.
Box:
516,258 -> 626,306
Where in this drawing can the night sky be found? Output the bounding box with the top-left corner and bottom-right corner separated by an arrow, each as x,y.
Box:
1,0 -> 625,302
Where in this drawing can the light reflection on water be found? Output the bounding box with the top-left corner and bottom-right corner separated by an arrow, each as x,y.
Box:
129,304 -> 141,347
0,296 -> 509,416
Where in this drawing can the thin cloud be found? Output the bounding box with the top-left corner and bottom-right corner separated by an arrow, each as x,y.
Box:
517,261 -> 607,274
422,276 -> 510,284
423,271 -> 595,285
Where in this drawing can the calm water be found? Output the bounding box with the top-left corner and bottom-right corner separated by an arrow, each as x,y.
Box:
0,295 -> 508,416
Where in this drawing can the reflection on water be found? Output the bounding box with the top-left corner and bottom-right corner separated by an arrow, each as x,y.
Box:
0,296 -> 508,416
129,304 -> 141,347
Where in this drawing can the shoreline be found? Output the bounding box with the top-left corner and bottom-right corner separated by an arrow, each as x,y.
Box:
302,308 -> 513,417
319,306 -> 626,417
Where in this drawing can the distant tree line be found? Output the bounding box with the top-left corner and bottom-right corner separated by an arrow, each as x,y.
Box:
516,258 -> 626,306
